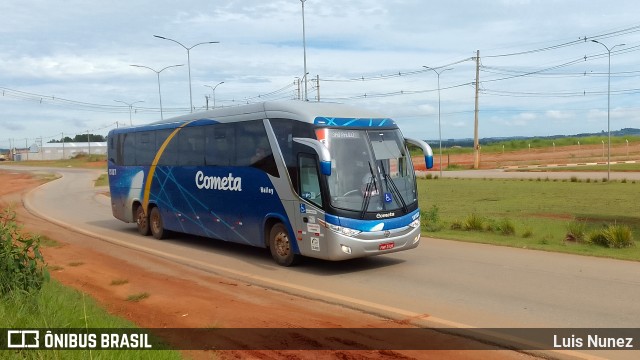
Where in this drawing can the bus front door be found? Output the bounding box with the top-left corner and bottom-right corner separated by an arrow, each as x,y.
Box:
295,153 -> 328,258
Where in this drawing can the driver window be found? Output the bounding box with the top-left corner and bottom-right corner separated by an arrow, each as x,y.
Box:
299,154 -> 323,208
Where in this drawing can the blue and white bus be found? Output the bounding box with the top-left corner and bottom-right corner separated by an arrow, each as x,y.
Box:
107,101 -> 433,266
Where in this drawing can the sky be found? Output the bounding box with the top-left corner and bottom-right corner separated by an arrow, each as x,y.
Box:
1,0 -> 640,149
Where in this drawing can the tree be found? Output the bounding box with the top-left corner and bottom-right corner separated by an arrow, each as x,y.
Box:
72,134 -> 105,142
48,136 -> 73,143
48,134 -> 105,143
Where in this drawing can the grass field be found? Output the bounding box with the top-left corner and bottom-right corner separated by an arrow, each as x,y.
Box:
0,280 -> 182,359
418,178 -> 640,261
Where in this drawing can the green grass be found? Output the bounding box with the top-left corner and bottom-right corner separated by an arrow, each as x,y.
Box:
95,173 -> 109,187
0,281 -> 181,359
418,178 -> 640,261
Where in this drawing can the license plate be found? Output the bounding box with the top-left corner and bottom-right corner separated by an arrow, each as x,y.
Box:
379,242 -> 395,251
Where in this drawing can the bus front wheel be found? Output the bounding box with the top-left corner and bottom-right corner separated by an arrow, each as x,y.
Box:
136,205 -> 150,236
149,207 -> 166,240
269,223 -> 299,266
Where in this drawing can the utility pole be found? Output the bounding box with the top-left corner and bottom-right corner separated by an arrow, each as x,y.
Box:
316,74 -> 320,101
300,0 -> 309,101
205,95 -> 210,110
473,50 -> 480,169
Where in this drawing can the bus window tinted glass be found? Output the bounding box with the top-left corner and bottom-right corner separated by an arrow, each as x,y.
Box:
136,131 -> 156,166
205,124 -> 234,166
122,133 -> 136,166
156,129 -> 177,166
179,127 -> 204,166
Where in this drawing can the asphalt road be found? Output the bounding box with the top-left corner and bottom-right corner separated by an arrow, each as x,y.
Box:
5,166 -> 640,359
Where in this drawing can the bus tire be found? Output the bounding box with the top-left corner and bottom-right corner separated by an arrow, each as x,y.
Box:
135,205 -> 150,236
269,223 -> 299,266
149,206 -> 166,240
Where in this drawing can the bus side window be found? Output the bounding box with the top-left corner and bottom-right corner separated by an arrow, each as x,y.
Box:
235,133 -> 255,166
179,127 -> 204,166
136,131 -> 156,166
205,124 -> 234,166
299,154 -> 323,208
156,129 -> 176,166
109,134 -> 121,165
122,133 -> 136,166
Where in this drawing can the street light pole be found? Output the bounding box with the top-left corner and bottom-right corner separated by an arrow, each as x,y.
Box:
204,81 -> 224,109
114,100 -> 144,126
131,64 -> 183,121
154,35 -> 219,112
300,0 -> 309,101
424,66 -> 453,178
591,40 -> 625,181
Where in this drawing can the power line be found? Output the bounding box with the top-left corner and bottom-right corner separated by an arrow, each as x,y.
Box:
484,23 -> 640,58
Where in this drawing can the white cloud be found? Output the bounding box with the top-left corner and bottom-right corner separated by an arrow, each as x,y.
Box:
546,110 -> 572,120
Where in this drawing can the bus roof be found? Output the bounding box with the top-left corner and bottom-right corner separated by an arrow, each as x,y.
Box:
153,100 -> 386,126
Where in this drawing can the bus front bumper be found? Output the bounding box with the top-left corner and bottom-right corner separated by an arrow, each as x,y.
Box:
322,223 -> 422,261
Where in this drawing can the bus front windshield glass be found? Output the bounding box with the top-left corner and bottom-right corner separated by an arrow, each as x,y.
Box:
321,128 -> 417,214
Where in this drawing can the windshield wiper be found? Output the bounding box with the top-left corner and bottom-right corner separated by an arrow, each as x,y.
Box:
360,162 -> 377,219
379,161 -> 408,213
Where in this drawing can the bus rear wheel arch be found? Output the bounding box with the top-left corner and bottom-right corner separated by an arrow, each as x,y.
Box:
268,223 -> 299,267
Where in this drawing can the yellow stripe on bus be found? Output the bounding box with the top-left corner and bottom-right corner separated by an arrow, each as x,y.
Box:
142,120 -> 196,214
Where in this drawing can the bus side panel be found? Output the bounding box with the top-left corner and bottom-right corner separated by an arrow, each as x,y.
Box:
108,164 -> 147,223
148,166 -> 290,248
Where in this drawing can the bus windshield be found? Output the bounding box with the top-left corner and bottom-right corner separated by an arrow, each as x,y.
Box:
321,128 -> 417,215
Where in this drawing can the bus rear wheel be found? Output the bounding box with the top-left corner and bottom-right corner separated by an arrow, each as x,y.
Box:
149,207 -> 166,240
269,223 -> 299,266
136,205 -> 150,236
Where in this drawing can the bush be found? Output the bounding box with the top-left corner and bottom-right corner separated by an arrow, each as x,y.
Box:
483,219 -> 496,232
497,218 -> 516,236
566,220 -> 587,243
421,205 -> 443,232
588,224 -> 635,248
0,208 -> 49,296
604,224 -> 634,248
450,220 -> 463,230
588,230 -> 609,247
463,213 -> 485,231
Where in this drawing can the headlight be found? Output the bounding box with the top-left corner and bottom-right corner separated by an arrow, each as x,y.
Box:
409,219 -> 420,228
327,223 -> 361,237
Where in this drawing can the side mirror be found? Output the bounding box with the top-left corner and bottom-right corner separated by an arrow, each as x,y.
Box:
405,138 -> 434,169
293,138 -> 332,175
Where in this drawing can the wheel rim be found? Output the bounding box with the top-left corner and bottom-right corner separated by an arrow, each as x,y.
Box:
274,231 -> 290,258
150,211 -> 160,233
137,209 -> 147,228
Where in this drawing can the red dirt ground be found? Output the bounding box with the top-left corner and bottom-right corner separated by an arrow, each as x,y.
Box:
0,171 -> 537,360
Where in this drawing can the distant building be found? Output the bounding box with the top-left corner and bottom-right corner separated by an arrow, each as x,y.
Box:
11,142 -> 107,161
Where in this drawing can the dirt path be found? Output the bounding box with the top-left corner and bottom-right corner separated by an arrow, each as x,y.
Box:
0,170 -> 538,360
